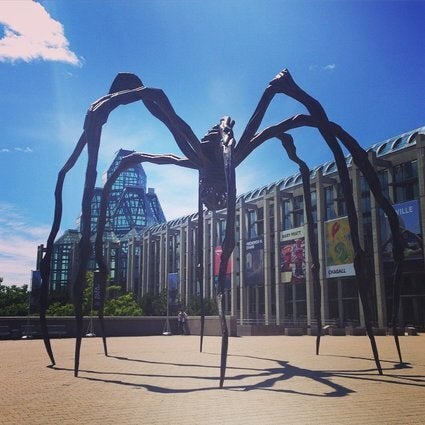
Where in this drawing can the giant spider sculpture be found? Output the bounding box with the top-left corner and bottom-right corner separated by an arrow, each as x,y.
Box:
39,69 -> 404,388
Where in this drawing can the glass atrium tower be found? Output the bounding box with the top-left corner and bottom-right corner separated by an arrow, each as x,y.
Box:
48,149 -> 166,293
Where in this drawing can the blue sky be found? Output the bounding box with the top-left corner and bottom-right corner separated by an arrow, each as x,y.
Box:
0,0 -> 424,285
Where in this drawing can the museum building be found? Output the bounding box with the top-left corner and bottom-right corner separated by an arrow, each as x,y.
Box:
40,126 -> 425,330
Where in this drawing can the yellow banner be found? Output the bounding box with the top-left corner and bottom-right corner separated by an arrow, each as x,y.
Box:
325,217 -> 355,277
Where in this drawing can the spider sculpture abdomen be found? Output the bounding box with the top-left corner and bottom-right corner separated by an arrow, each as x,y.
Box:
199,124 -> 228,211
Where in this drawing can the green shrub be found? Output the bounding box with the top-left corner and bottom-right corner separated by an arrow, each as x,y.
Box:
46,302 -> 75,316
0,284 -> 29,316
140,290 -> 167,316
104,293 -> 143,316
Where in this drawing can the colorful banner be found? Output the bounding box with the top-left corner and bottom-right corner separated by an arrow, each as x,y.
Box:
381,199 -> 423,261
280,227 -> 306,284
168,272 -> 179,307
245,237 -> 264,286
325,217 -> 355,277
214,246 -> 231,289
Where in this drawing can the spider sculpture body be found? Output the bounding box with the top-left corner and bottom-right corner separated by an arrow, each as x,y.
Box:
39,69 -> 404,388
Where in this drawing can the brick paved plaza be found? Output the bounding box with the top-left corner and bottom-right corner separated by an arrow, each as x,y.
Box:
1,334 -> 424,424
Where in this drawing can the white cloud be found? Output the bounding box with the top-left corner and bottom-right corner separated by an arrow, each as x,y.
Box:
0,203 -> 50,286
323,64 -> 336,71
0,146 -> 33,153
309,64 -> 336,72
0,0 -> 81,65
15,147 -> 33,153
143,163 -> 199,220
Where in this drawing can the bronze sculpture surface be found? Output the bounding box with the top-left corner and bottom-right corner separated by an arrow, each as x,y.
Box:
39,69 -> 404,388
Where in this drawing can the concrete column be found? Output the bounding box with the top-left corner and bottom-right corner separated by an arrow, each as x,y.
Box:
304,217 -> 314,327
230,243 -> 238,316
186,219 -> 194,302
203,211 -> 210,300
152,238 -> 160,294
127,238 -> 134,293
263,195 -> 272,325
201,212 -> 208,299
179,225 -> 186,304
273,187 -> 282,325
351,161 -> 366,326
142,232 -> 151,295
164,225 -> 171,294
416,135 -> 425,256
158,230 -> 166,293
239,198 -> 247,322
368,151 -> 388,328
315,171 -> 329,323
301,173 -> 319,327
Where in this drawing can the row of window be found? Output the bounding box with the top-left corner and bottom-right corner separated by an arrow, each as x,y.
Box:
49,159 -> 420,293
247,160 -> 419,237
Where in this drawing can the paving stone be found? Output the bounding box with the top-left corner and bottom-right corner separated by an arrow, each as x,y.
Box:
0,334 -> 424,424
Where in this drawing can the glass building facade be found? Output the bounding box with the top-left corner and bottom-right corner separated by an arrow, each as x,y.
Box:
39,128 -> 425,330
45,149 -> 166,294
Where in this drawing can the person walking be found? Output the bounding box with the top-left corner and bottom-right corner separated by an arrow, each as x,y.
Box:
177,310 -> 188,335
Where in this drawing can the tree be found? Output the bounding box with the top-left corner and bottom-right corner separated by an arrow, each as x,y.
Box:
106,285 -> 122,300
0,284 -> 29,316
45,272 -> 144,316
104,293 -> 143,316
46,272 -> 93,317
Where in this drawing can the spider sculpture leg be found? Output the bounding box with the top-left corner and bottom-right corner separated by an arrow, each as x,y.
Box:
39,133 -> 87,366
236,113 -> 330,356
250,111 -> 405,365
38,73 -> 147,371
197,179 -> 206,352
95,152 -> 196,355
72,71 -> 208,376
235,107 -> 328,356
232,78 -> 326,356
73,120 -> 103,376
278,133 -> 322,354
267,69 -> 406,373
91,73 -> 212,362
270,70 -> 383,374
329,123 -> 405,363
71,76 -> 146,376
215,117 -> 237,388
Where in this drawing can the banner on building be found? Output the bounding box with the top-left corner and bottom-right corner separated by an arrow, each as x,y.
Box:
214,246 -> 231,289
325,217 -> 355,278
245,237 -> 264,286
381,199 -> 423,261
168,272 -> 180,308
92,272 -> 102,311
280,227 -> 306,284
30,270 -> 41,310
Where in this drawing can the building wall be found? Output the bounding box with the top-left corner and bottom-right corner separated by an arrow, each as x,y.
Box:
135,128 -> 425,328
40,129 -> 425,329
